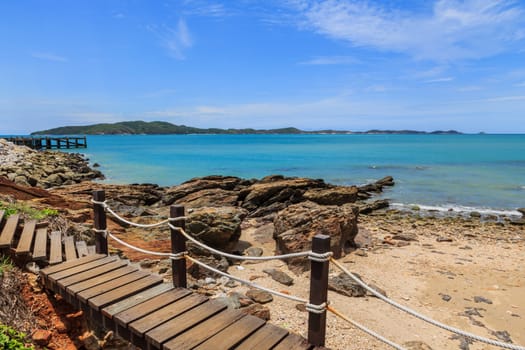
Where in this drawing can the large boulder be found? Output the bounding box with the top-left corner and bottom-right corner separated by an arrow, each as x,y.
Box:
303,186 -> 359,205
273,201 -> 359,272
240,176 -> 326,212
175,188 -> 239,208
186,206 -> 248,252
162,176 -> 247,205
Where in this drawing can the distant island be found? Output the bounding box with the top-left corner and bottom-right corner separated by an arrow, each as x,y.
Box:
31,121 -> 462,135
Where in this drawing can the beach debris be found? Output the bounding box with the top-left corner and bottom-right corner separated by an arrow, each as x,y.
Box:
263,268 -> 294,286
474,296 -> 493,304
440,293 -> 452,302
450,334 -> 473,350
492,330 -> 513,343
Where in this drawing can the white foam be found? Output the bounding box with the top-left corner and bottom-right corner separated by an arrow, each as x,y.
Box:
390,202 -> 522,217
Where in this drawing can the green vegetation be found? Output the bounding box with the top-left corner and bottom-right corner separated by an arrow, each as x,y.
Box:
31,120 -> 462,135
0,256 -> 13,277
0,202 -> 59,220
0,324 -> 33,350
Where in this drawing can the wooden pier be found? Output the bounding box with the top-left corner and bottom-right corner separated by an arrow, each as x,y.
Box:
4,136 -> 87,150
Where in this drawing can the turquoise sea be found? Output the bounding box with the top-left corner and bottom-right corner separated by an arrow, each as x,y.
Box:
77,134 -> 525,214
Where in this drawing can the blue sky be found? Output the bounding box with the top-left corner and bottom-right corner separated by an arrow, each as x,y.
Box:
1,0 -> 525,134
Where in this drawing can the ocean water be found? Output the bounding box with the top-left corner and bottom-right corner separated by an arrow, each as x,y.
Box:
76,134 -> 525,213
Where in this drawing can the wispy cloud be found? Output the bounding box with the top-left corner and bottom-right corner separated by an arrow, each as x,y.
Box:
287,0 -> 525,62
182,1 -> 232,18
150,19 -> 193,60
425,77 -> 454,83
486,95 -> 525,102
299,55 -> 359,65
31,52 -> 68,62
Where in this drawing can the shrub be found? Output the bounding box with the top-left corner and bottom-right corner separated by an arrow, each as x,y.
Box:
0,324 -> 34,350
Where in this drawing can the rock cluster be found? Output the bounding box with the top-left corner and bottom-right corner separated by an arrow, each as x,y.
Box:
0,138 -> 103,188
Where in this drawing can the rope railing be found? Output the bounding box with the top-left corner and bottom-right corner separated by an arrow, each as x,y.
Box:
92,194 -> 525,350
330,258 -> 525,350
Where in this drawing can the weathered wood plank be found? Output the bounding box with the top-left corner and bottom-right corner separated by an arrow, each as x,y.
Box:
273,333 -> 312,350
77,270 -> 149,303
128,293 -> 207,336
88,274 -> 163,310
75,241 -> 89,257
59,259 -> 128,288
235,323 -> 289,350
193,314 -> 266,350
86,245 -> 96,255
67,265 -> 138,296
101,283 -> 174,319
0,214 -> 20,248
48,231 -> 63,265
160,307 -> 245,350
64,236 -> 77,261
48,256 -> 118,284
14,219 -> 36,255
41,253 -> 106,276
32,227 -> 48,261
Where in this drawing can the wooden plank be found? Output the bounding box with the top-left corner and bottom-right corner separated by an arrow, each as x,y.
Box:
59,259 -> 128,288
273,333 -> 312,350
128,293 -> 207,336
102,283 -> 175,319
146,300 -> 227,348
161,308 -> 246,350
64,236 -> 77,261
48,256 -> 118,283
88,274 -> 163,310
87,245 -> 96,255
15,219 -> 37,255
67,265 -> 138,296
41,253 -> 106,277
193,314 -> 266,350
0,210 -> 4,221
32,227 -> 48,261
0,214 -> 20,248
75,241 -> 89,257
235,323 -> 289,350
48,231 -> 63,265
77,270 -> 149,303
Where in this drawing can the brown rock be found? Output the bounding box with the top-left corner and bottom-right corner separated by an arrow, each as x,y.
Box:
175,188 -> 239,208
303,186 -> 358,205
273,201 -> 359,272
241,303 -> 271,320
54,319 -> 69,333
163,176 -> 244,205
246,289 -> 273,304
32,329 -> 52,346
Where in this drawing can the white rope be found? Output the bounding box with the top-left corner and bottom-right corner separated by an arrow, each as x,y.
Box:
168,223 -> 311,261
185,255 -> 308,304
92,228 -> 107,238
327,306 -> 407,350
308,251 -> 333,262
305,302 -> 327,314
330,258 -> 525,350
92,199 -> 170,228
106,230 -> 184,260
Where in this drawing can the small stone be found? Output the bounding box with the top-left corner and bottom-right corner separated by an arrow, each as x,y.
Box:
204,277 -> 216,285
396,241 -> 410,247
470,211 -> 481,218
403,340 -> 433,350
54,319 -> 69,333
436,236 -> 453,242
246,289 -> 273,304
32,329 -> 52,346
492,330 -> 513,343
329,272 -> 367,297
245,247 -> 264,257
295,303 -> 307,312
440,293 -> 452,302
517,208 -> 525,216
80,331 -> 100,350
474,296 -> 493,304
241,303 -> 270,320
262,268 -> 294,286
139,259 -> 157,269
392,232 -> 418,241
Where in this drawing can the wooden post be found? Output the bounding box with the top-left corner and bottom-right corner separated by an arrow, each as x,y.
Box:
170,205 -> 187,288
93,190 -> 108,254
308,234 -> 330,347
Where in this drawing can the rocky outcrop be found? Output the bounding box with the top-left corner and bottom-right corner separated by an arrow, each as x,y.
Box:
273,201 -> 359,272
162,176 -> 248,205
0,138 -> 103,188
303,186 -> 359,205
186,206 -> 248,252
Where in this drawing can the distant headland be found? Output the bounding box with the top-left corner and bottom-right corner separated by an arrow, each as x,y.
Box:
31,120 -> 462,135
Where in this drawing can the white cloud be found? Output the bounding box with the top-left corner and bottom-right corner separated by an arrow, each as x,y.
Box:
299,55 -> 359,65
150,19 -> 193,60
486,95 -> 525,102
31,52 -> 68,62
425,77 -> 455,83
289,0 -> 525,62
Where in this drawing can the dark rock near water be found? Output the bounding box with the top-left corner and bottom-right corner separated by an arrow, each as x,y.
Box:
359,199 -> 390,214
163,175 -> 245,205
274,201 -> 359,272
517,208 -> 525,216
303,186 -> 359,205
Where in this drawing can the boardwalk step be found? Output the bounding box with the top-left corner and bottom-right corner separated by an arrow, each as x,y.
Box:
15,219 -> 37,255
0,214 -> 20,248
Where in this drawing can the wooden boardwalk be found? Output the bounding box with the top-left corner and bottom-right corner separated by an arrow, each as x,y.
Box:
4,136 -> 87,150
0,211 -> 95,264
40,254 -> 313,350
